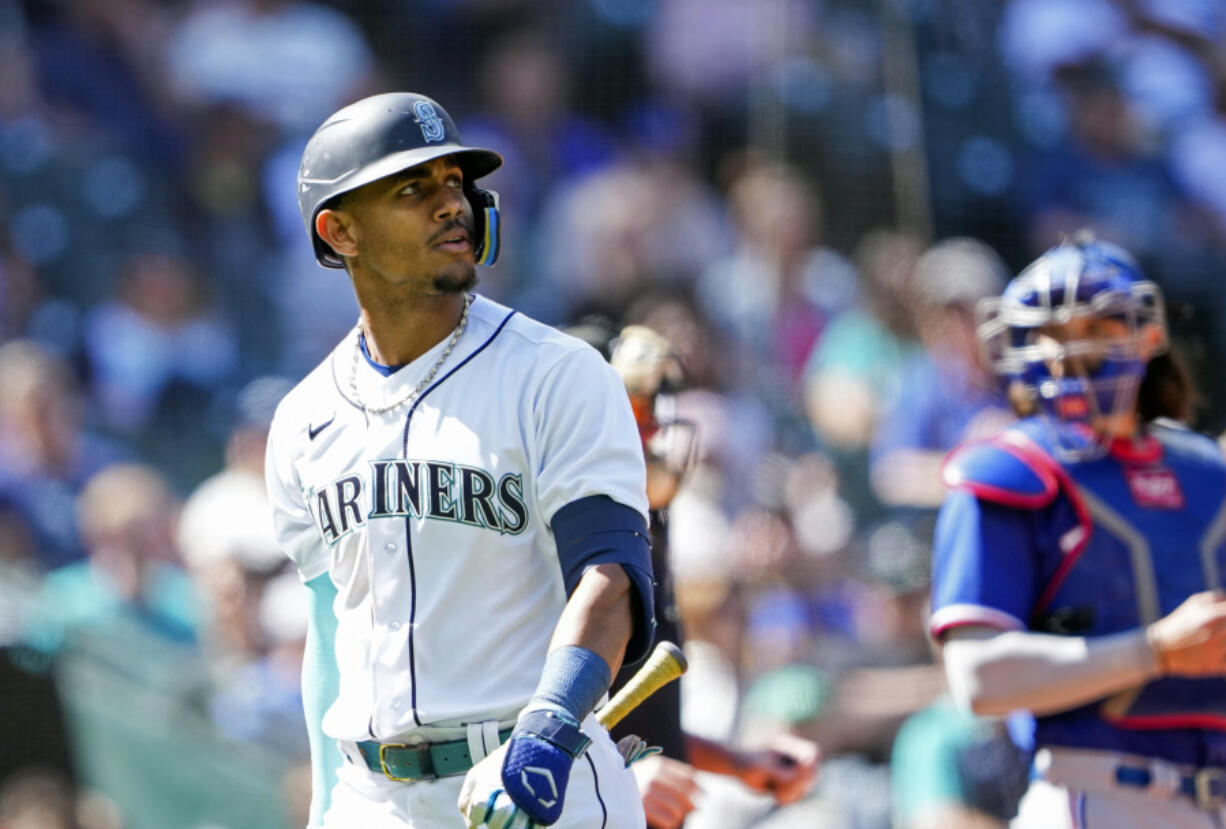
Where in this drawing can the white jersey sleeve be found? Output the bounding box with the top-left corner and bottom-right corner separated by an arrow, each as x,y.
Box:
265,400 -> 329,581
533,344 -> 649,525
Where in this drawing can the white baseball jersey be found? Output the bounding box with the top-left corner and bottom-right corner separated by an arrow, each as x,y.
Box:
265,294 -> 648,742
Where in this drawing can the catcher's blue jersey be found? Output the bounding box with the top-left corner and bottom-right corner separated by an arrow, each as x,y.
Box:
931,417 -> 1226,765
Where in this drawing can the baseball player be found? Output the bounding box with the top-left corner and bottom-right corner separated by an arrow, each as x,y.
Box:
265,92 -> 654,829
930,233 -> 1226,827
597,323 -> 820,827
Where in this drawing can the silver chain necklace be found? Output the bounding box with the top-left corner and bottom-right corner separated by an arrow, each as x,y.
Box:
348,293 -> 473,415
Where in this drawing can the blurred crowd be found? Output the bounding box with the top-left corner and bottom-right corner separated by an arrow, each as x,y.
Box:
2,0 -> 1226,827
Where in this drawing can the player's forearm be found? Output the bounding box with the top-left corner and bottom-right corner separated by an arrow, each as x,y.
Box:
685,734 -> 741,776
469,565 -> 634,826
683,735 -> 763,786
943,626 -> 1160,717
550,562 -> 634,679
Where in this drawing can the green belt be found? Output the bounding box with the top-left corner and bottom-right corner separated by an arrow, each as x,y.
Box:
357,729 -> 513,781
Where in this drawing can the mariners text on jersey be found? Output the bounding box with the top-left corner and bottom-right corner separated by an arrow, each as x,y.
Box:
311,460 -> 528,545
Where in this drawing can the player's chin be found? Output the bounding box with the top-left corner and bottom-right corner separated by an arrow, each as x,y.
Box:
432,263 -> 478,294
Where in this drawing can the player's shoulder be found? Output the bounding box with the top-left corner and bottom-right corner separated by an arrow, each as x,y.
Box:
942,421 -> 1062,509
267,340 -> 348,447
469,294 -> 608,373
1152,419 -> 1226,473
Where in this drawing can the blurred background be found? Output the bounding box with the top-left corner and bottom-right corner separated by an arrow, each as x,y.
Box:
1,0 -> 1225,827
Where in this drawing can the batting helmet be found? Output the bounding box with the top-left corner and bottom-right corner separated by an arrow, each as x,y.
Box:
297,92 -> 503,269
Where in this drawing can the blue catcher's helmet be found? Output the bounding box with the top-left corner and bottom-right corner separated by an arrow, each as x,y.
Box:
297,92 -> 503,269
977,234 -> 1167,453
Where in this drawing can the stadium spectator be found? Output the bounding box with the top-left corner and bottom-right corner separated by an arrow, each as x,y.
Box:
81,250 -> 238,438
24,0 -> 187,172
0,231 -> 41,343
803,229 -> 923,452
0,340 -> 125,571
23,464 -> 201,659
165,0 -> 377,137
538,157 -> 728,321
698,158 -> 857,390
1016,58 -> 1184,258
870,238 -> 1013,509
460,28 -> 618,306
177,376 -> 292,684
208,568 -> 308,755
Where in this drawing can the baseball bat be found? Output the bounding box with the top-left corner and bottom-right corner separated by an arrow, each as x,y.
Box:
596,640 -> 688,729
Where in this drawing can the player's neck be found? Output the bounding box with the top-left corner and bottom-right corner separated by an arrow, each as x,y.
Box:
1091,411 -> 1140,443
357,292 -> 468,367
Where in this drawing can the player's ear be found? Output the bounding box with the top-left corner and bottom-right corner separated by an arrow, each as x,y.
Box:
1138,321 -> 1168,360
316,208 -> 360,260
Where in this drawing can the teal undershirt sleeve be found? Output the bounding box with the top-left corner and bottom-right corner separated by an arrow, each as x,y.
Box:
302,573 -> 342,828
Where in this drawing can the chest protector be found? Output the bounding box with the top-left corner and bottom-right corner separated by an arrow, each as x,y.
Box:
945,418 -> 1226,732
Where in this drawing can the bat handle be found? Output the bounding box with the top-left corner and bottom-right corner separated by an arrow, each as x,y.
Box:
596,640 -> 687,730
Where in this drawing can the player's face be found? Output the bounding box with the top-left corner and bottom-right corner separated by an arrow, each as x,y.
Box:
1032,314 -> 1156,431
338,156 -> 478,294
1033,315 -> 1129,380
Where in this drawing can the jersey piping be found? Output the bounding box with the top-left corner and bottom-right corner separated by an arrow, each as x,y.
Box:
1077,486 -> 1161,625
584,752 -> 608,829
396,306 -> 517,727
1199,495 -> 1226,592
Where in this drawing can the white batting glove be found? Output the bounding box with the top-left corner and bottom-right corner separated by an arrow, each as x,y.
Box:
458,743 -> 535,829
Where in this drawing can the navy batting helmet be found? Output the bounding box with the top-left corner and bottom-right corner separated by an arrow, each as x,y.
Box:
297,92 -> 503,269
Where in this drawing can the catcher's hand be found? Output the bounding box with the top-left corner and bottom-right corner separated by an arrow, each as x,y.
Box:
1146,590 -> 1226,676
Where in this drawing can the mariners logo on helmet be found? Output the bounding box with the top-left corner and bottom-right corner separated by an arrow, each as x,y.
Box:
413,100 -> 446,143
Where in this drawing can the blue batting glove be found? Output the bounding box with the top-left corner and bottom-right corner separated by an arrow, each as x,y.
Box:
499,707 -> 591,825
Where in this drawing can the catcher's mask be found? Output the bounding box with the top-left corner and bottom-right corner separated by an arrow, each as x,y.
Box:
297,92 -> 502,269
610,325 -> 697,509
976,232 -> 1167,459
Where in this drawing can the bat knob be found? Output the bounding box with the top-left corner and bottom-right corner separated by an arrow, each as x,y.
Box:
656,640 -> 687,673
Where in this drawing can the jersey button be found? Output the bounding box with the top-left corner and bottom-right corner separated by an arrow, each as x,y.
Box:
391,699 -> 400,710
390,622 -> 401,631
384,542 -> 397,554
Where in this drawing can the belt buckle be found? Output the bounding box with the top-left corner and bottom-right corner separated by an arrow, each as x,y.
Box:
378,741 -> 435,782
1194,767 -> 1226,809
